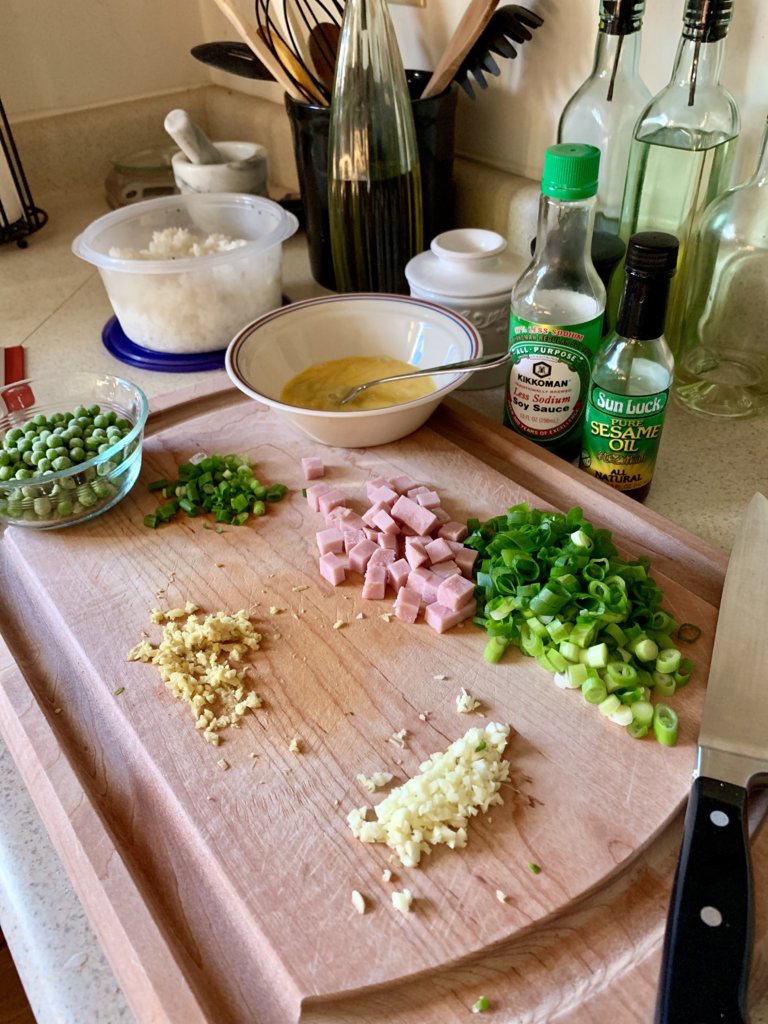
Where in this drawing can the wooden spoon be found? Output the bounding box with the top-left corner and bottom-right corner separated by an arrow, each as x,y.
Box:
308,22 -> 341,95
421,0 -> 500,99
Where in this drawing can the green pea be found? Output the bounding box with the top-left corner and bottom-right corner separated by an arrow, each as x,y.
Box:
56,499 -> 73,517
0,452 -> 9,467
22,451 -> 36,466
32,413 -> 48,427
14,468 -> 33,479
69,447 -> 86,463
17,437 -> 33,454
33,495 -> 52,517
0,466 -> 14,481
88,404 -> 101,417
77,486 -> 98,508
93,414 -> 109,428
37,458 -> 52,473
5,427 -> 24,443
52,456 -> 72,471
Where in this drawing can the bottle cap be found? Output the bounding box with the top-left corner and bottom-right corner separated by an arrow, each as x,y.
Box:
625,231 -> 679,278
683,0 -> 733,42
541,144 -> 600,201
600,0 -> 645,36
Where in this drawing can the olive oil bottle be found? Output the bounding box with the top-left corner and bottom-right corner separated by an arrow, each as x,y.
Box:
581,232 -> 678,501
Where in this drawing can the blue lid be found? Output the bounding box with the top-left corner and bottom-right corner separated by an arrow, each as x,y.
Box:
101,317 -> 226,373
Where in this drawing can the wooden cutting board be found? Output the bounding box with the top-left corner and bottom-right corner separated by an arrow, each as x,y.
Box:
1,378 -> 764,1024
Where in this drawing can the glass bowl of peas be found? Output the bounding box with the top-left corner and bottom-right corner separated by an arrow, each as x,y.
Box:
0,372 -> 149,529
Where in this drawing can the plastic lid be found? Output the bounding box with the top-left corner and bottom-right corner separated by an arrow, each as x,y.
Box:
624,231 -> 679,278
541,144 -> 600,201
101,317 -> 226,372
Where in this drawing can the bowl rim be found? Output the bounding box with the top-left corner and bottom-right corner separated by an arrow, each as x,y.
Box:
225,293 -> 482,419
71,192 -> 299,274
0,372 -> 149,489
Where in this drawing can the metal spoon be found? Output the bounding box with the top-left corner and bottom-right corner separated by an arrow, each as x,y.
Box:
336,351 -> 511,406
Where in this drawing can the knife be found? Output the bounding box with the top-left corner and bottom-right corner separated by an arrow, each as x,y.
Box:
655,491 -> 768,1023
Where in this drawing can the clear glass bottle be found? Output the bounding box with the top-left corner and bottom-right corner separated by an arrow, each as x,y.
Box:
674,116 -> 768,419
611,0 -> 740,356
557,0 -> 651,235
581,232 -> 678,501
328,0 -> 423,294
504,143 -> 606,462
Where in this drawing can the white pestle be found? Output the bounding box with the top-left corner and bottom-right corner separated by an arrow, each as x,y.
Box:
164,109 -> 224,166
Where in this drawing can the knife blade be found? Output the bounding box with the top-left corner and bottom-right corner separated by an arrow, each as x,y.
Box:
655,491 -> 768,1024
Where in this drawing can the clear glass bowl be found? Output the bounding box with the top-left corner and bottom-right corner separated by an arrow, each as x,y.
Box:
0,373 -> 149,530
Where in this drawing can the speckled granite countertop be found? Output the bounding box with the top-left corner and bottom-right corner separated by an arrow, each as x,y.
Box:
2,187 -> 768,1024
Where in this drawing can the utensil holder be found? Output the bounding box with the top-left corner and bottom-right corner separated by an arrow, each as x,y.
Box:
286,70 -> 457,291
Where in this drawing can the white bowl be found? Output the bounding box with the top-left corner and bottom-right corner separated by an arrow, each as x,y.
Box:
225,294 -> 482,447
72,193 -> 298,354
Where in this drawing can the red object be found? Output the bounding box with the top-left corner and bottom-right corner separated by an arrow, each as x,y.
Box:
3,345 -> 25,386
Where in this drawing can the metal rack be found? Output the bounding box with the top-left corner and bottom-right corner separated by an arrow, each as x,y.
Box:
1,95 -> 47,248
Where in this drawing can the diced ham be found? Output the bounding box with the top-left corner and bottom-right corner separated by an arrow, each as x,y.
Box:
390,495 -> 438,536
319,552 -> 346,586
425,537 -> 454,565
369,547 -> 396,567
394,586 -> 421,623
406,486 -> 430,499
348,538 -> 379,574
431,507 -> 451,524
404,538 -> 429,570
317,488 -> 347,517
362,501 -> 388,528
316,526 -> 344,555
372,508 -> 399,535
415,490 -> 441,509
424,598 -> 477,634
326,506 -> 365,530
436,573 -> 476,611
301,456 -> 325,480
365,477 -> 389,500
388,475 -> 416,495
364,527 -> 379,542
306,482 -> 331,512
378,531 -> 399,551
362,563 -> 387,600
387,558 -> 410,592
343,527 -> 367,554
368,483 -> 398,506
430,559 -> 461,578
455,547 -> 479,579
438,521 -> 469,543
421,572 -> 441,605
405,566 -> 431,597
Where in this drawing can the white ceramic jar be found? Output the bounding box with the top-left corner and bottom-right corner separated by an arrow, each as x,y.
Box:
405,228 -> 526,389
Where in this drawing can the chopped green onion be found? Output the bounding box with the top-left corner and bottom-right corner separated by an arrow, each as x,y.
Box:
143,513 -> 158,529
631,700 -> 654,727
652,672 -> 676,698
626,721 -> 648,739
114,686 -> 125,696
528,862 -> 542,874
475,741 -> 487,752
653,704 -> 679,746
655,649 -> 681,675
582,677 -> 607,705
472,996 -> 491,1013
484,636 -> 509,664
676,623 -> 702,644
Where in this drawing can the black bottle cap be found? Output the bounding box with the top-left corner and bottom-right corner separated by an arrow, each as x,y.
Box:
683,0 -> 734,42
600,0 -> 645,35
624,231 -> 679,278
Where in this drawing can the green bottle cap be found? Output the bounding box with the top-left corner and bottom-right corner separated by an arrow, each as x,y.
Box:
541,144 -> 601,201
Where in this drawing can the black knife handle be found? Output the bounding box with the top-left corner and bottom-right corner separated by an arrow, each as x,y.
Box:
655,776 -> 752,1023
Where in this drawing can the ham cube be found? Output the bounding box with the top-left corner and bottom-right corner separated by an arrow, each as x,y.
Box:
455,547 -> 479,579
431,507 -> 451,524
436,573 -> 476,610
364,528 -> 379,543
362,563 -> 387,600
438,521 -> 469,543
391,495 -> 438,536
343,527 -> 367,554
378,531 -> 399,551
387,558 -> 411,592
388,475 -> 416,495
421,572 -> 441,605
406,486 -> 430,499
365,477 -> 389,500
317,488 -> 347,517
425,598 -> 477,634
394,586 -> 421,623
348,538 -> 379,574
369,483 -> 398,506
415,490 -> 441,509
319,552 -> 346,586
405,566 -> 431,597
430,559 -> 461,578
372,508 -> 399,535
306,482 -> 331,512
301,456 -> 325,480
326,506 -> 365,530
316,526 -> 344,555
362,501 -> 388,528
369,547 -> 396,567
405,538 -> 429,570
425,537 -> 454,565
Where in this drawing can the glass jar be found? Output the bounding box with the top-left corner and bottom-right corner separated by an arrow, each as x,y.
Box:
105,146 -> 178,209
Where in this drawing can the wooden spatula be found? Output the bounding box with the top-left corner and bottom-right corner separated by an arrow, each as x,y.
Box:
309,22 -> 341,95
421,0 -> 500,99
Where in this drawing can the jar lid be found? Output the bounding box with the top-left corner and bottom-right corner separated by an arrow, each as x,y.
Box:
405,229 -> 525,299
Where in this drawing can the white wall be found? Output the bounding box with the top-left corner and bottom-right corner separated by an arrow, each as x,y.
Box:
2,0 -> 767,185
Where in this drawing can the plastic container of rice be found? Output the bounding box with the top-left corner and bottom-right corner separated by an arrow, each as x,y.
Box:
72,193 -> 298,355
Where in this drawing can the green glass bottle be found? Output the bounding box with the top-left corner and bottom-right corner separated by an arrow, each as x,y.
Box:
610,0 -> 740,356
504,144 -> 605,462
581,231 -> 678,501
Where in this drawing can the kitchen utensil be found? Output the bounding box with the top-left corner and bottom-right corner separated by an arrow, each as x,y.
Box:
421,0 -> 500,100
1,345 -> 24,386
191,40 -> 276,81
308,22 -> 341,92
225,293 -> 481,446
209,0 -> 306,100
654,490 -> 768,1023
171,140 -> 269,196
336,350 -> 510,406
254,0 -> 328,103
164,109 -> 224,165
454,4 -> 544,99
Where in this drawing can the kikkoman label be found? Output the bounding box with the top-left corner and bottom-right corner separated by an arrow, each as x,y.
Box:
504,315 -> 603,444
580,384 -> 669,492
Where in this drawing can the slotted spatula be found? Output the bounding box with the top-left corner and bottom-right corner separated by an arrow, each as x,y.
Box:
455,5 -> 544,99
421,0 -> 501,100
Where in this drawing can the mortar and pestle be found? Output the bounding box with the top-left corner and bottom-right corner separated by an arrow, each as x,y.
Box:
164,109 -> 269,196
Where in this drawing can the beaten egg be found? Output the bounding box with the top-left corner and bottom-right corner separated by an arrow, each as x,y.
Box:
280,356 -> 436,411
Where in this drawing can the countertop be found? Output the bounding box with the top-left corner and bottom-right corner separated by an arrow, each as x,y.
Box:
2,187 -> 768,1024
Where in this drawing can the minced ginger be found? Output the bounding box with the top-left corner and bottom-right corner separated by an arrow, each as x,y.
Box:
127,603 -> 262,745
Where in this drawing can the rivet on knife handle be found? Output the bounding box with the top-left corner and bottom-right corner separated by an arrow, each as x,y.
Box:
654,776 -> 752,1023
